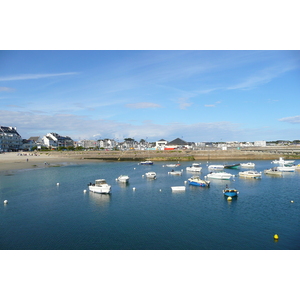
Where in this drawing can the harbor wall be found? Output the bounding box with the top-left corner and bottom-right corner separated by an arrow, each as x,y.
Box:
48,147 -> 300,161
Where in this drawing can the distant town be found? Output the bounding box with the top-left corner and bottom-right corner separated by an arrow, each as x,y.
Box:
1,125 -> 300,153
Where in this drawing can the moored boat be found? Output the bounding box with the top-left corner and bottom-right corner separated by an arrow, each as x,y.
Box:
168,170 -> 183,175
117,175 -> 130,182
238,170 -> 262,179
171,186 -> 186,191
140,160 -> 153,165
224,163 -> 240,169
165,163 -> 180,167
186,163 -> 202,172
223,187 -> 239,197
145,172 -> 156,179
88,179 -> 111,194
240,162 -> 255,168
208,164 -> 224,171
277,162 -> 296,172
188,176 -> 210,187
205,171 -> 234,180
272,157 -> 295,164
264,167 -> 283,176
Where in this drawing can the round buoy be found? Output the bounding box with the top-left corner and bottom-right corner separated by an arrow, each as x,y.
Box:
57,183 -> 60,186
133,187 -> 136,191
274,234 -> 279,240
227,197 -> 232,201
291,200 -> 294,203
184,181 -> 187,184
134,168 -> 136,170
4,200 -> 8,204
83,190 -> 87,193
159,189 -> 162,192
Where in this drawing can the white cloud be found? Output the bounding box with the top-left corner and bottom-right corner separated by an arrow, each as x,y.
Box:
279,116 -> 300,124
177,98 -> 192,110
0,86 -> 15,92
0,72 -> 79,82
227,64 -> 297,90
125,102 -> 162,109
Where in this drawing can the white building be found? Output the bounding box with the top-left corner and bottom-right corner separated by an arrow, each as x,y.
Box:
0,126 -> 23,152
254,141 -> 266,147
155,139 -> 168,150
42,133 -> 74,148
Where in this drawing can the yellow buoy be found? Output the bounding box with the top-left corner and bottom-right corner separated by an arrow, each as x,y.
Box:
227,197 -> 232,201
274,234 -> 279,240
291,200 -> 294,203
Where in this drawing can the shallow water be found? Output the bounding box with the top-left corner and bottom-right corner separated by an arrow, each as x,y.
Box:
0,160 -> 299,249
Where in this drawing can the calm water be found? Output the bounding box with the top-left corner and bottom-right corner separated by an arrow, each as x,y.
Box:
1,160 -> 299,250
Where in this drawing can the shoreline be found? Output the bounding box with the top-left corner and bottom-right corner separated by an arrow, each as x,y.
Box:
0,149 -> 298,173
0,152 -> 97,174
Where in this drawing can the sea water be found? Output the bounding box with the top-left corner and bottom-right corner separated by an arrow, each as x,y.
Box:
0,160 -> 299,250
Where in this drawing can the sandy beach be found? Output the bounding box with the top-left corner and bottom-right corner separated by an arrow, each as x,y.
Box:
0,152 -> 89,174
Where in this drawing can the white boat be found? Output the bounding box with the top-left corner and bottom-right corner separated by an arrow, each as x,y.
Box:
188,176 -> 210,187
171,186 -> 186,191
208,164 -> 224,171
277,164 -> 296,172
240,162 -> 255,168
205,172 -> 234,180
145,172 -> 156,179
168,170 -> 183,175
165,163 -> 180,167
117,175 -> 130,182
272,157 -> 295,164
238,170 -> 262,179
88,179 -> 111,194
140,160 -> 153,165
186,163 -> 202,172
264,168 -> 283,176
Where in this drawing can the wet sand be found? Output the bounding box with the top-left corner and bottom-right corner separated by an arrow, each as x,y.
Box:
0,152 -> 91,174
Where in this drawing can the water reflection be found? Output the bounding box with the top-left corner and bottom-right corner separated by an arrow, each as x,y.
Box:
117,181 -> 130,188
88,192 -> 111,208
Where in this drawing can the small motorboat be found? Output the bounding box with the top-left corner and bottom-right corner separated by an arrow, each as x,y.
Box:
188,176 -> 210,187
263,168 -> 283,176
277,164 -> 296,172
165,163 -> 181,167
224,163 -> 240,169
240,162 -> 255,168
139,160 -> 153,165
238,170 -> 262,179
145,172 -> 157,179
205,172 -> 234,180
168,170 -> 183,175
88,179 -> 111,194
171,186 -> 186,191
272,157 -> 294,164
223,187 -> 239,197
186,163 -> 202,172
208,165 -> 224,171
117,175 -> 130,182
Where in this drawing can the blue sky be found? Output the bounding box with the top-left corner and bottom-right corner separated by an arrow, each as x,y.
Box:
0,50 -> 299,142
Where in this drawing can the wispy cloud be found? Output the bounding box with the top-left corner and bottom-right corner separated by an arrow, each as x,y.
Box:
204,101 -> 221,107
279,115 -> 300,124
126,102 -> 162,109
177,98 -> 193,110
0,86 -> 15,92
0,72 -> 79,82
227,64 -> 297,90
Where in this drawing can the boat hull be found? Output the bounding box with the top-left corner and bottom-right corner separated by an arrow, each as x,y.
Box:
89,186 -> 111,194
223,189 -> 239,197
188,181 -> 209,187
